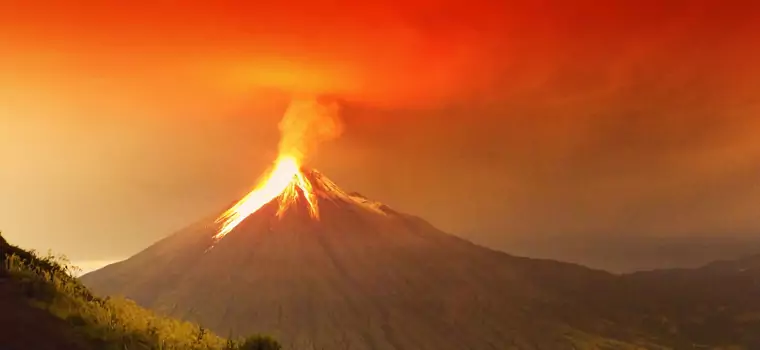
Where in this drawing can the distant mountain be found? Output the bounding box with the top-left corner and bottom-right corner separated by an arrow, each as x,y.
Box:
618,254 -> 760,347
496,235 -> 760,273
81,169 -> 760,349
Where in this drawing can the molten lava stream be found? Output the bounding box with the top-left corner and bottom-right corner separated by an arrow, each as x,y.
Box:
214,155 -> 318,241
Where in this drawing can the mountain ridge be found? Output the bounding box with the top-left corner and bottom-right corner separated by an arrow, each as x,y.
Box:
81,170 -> 760,349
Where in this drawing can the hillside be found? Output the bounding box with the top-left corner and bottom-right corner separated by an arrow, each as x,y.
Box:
617,254 -> 760,347
82,169 -> 686,350
0,233 -> 281,350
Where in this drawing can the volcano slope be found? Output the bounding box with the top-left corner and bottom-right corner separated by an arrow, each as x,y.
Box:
81,170 -> 760,350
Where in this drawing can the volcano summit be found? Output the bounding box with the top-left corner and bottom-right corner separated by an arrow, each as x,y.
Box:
81,169 -> 760,349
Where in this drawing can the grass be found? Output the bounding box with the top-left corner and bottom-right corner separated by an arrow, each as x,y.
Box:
0,232 -> 280,350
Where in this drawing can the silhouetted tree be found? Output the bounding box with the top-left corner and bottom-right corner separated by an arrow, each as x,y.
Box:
237,335 -> 282,350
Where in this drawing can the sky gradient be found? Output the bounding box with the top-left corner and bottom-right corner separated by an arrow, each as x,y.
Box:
2,1 -> 760,270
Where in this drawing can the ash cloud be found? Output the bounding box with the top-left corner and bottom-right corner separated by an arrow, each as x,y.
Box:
278,97 -> 343,161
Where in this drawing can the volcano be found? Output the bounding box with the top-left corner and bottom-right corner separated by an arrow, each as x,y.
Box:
80,169 -> 760,349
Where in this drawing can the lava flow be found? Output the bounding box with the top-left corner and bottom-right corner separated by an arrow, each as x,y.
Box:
213,97 -> 342,241
213,155 -> 317,240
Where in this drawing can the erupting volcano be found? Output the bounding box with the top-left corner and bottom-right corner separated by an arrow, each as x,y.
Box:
80,155 -> 760,350
81,97 -> 728,350
80,99 -> 642,349
80,166 -> 659,349
214,96 -> 341,241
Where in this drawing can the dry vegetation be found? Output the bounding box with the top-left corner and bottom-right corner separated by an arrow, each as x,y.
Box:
0,232 -> 281,350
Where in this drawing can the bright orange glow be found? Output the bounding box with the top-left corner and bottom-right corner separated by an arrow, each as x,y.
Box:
277,167 -> 319,219
213,155 -> 317,240
213,97 -> 342,240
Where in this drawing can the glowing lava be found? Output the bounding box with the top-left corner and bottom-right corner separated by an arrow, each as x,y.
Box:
213,97 -> 342,241
213,155 -> 317,240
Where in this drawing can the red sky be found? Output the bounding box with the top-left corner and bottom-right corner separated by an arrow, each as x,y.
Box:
5,1 -> 758,106
1,1 -> 760,268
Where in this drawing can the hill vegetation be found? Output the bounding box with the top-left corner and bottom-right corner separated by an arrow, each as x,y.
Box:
0,232 -> 281,350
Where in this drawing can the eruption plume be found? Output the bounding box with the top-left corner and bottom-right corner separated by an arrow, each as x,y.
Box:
213,97 -> 342,240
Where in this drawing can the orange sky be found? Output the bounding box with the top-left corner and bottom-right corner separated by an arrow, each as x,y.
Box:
4,1 -> 757,107
2,1 -> 760,268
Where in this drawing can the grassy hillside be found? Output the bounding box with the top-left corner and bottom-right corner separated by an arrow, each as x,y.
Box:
0,233 -> 281,350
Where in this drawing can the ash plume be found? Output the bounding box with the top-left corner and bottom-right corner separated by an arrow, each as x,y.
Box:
278,97 -> 343,162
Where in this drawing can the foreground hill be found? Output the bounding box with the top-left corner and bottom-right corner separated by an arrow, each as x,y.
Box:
80,169 -> 758,350
0,233 -> 280,350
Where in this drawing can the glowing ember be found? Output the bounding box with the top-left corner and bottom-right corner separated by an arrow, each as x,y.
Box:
213,97 -> 341,241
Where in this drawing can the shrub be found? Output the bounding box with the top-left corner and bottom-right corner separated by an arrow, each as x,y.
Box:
236,335 -> 283,350
1,234 -> 282,350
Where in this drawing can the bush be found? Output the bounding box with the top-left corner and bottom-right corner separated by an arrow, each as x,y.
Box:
236,335 -> 283,350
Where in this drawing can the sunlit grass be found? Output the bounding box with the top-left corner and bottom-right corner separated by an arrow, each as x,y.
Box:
0,232 -> 281,350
